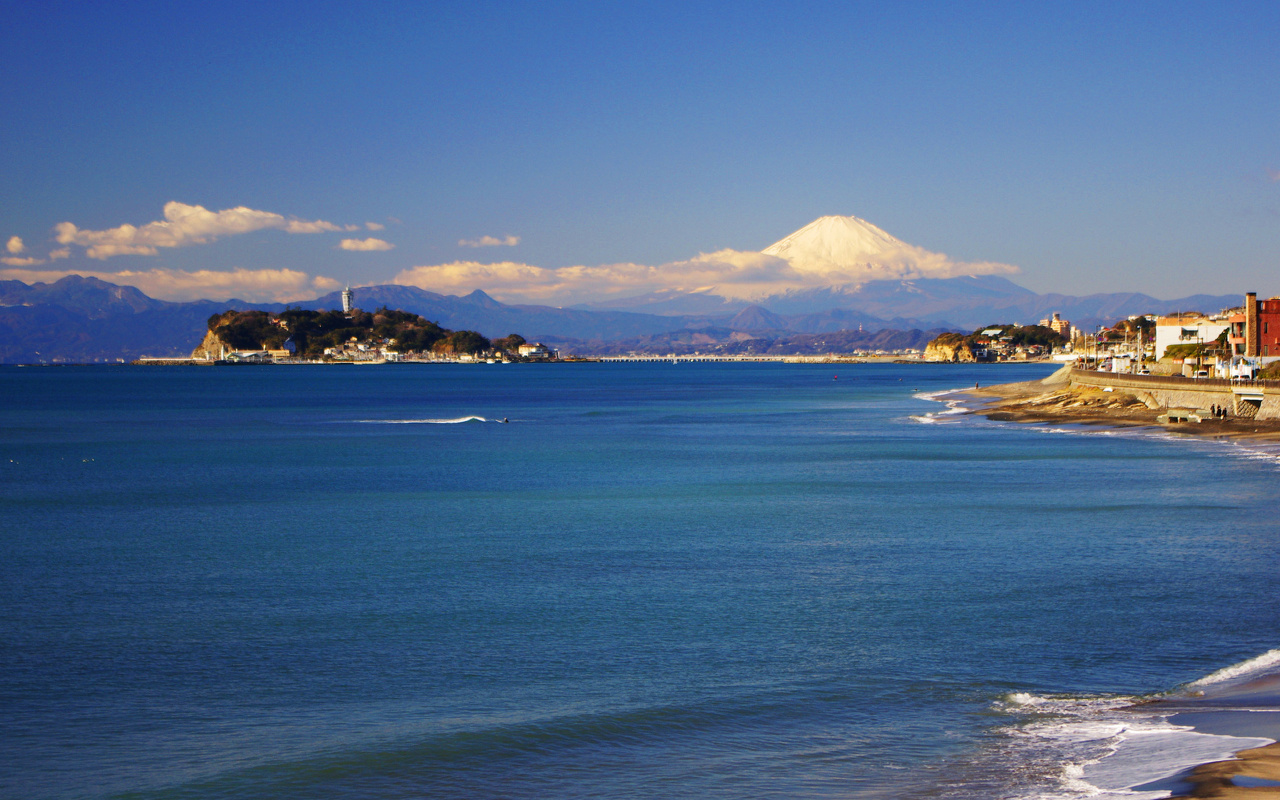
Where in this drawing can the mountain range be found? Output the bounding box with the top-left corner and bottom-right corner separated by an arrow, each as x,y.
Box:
0,273 -> 1241,363
0,215 -> 1247,362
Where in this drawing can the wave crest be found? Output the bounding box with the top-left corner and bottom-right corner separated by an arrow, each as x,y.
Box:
1189,648 -> 1280,688
355,416 -> 493,424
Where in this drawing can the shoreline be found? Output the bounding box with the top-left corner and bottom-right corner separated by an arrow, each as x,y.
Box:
1153,671 -> 1280,799
958,372 -> 1280,443
938,375 -> 1280,796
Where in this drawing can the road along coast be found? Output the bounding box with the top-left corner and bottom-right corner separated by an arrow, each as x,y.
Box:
963,365 -> 1280,443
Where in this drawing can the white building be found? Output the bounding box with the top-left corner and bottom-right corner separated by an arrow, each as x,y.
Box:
1153,313 -> 1231,360
517,342 -> 552,359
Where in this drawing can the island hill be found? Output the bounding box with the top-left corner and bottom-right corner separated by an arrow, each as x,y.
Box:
924,323 -> 1067,362
188,307 -> 547,363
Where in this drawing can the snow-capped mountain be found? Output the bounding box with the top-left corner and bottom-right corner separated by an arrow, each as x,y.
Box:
0,216 -> 1244,362
762,215 -> 926,279
570,213 -> 1018,315
567,215 -> 1238,328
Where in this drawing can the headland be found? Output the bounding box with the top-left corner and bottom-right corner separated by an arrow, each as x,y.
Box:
964,366 -> 1280,443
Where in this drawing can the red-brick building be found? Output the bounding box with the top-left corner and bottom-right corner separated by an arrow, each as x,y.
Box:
1228,292 -> 1280,359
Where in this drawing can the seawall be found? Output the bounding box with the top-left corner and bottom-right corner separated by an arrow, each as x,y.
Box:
1069,369 -> 1280,420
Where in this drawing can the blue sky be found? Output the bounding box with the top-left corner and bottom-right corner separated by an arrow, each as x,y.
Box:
3,1 -> 1279,303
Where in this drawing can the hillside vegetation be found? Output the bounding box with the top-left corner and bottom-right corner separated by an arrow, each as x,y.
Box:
925,324 -> 1065,362
206,308 -> 520,358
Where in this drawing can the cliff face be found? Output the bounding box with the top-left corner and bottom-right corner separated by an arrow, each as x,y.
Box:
190,329 -> 231,360
924,334 -> 976,362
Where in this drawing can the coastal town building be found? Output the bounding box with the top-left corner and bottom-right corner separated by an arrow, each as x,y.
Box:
1037,312 -> 1072,338
517,342 -> 553,359
225,350 -> 273,363
1228,292 -> 1280,362
1153,312 -> 1231,360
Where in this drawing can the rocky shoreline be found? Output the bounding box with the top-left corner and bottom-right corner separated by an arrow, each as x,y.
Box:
963,370 -> 1280,443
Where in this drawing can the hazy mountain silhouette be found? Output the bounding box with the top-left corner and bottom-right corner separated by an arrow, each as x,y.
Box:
0,274 -> 1245,363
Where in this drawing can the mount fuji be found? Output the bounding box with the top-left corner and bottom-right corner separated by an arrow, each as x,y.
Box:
568,215 -> 1236,331
0,216 -> 1243,361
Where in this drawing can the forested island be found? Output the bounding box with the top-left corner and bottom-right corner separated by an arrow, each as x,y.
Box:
924,324 -> 1066,362
188,308 -> 535,363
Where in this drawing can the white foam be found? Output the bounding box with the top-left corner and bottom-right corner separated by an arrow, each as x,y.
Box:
354,416 -> 493,424
1189,648 -> 1280,688
912,389 -> 962,403
910,388 -> 972,424
1221,439 -> 1280,467
1078,728 -> 1270,799
908,414 -> 945,424
997,692 -> 1139,715
994,685 -> 1280,799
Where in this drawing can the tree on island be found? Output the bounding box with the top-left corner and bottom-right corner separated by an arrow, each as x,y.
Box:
433,330 -> 492,355
925,324 -> 1066,361
971,323 -> 1065,348
203,307 -> 515,358
492,333 -> 526,352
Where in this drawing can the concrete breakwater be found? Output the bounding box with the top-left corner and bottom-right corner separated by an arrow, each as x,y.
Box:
1069,368 -> 1280,420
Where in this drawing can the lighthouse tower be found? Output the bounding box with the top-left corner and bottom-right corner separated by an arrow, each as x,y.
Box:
341,285 -> 354,315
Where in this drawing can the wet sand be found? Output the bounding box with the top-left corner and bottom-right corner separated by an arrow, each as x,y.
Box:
1167,742 -> 1280,797
1151,674 -> 1280,798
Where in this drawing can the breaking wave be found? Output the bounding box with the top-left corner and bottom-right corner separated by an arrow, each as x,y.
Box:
984,648 -> 1280,799
1188,648 -> 1280,689
986,690 -> 1269,800
909,389 -> 971,424
354,416 -> 496,424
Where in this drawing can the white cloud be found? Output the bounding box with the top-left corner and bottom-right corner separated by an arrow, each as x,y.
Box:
0,267 -> 341,303
49,248 -> 70,260
398,216 -> 1019,304
393,244 -> 1017,305
459,234 -> 520,248
7,236 -> 25,254
393,249 -> 806,305
365,221 -> 385,231
281,219 -> 349,234
54,201 -> 355,259
339,237 -> 395,252
2,256 -> 44,267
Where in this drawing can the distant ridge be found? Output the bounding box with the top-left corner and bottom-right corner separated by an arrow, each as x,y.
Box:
0,273 -> 1246,363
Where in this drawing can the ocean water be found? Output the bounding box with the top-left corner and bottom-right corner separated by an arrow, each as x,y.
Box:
3,362 -> 1280,800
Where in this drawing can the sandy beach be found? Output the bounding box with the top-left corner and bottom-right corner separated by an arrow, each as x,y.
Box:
1169,742 -> 1280,798
1154,673 -> 1280,798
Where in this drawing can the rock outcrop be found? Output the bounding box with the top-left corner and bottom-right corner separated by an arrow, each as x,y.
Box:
924,333 -> 976,362
190,329 -> 231,361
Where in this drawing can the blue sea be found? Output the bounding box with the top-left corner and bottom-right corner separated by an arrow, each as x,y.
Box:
4,362 -> 1280,800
